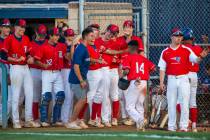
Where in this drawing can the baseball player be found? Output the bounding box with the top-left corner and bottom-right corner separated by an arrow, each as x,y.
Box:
118,20 -> 145,125
65,27 -> 93,129
29,24 -> 48,122
34,27 -> 66,127
158,28 -> 209,132
121,40 -> 155,130
0,19 -> 12,124
61,28 -> 75,125
179,28 -> 202,132
1,19 -> 40,128
94,24 -> 126,127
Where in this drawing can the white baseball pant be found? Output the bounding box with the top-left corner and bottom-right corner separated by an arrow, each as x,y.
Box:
188,72 -> 198,108
119,89 -> 128,119
87,68 -> 103,115
30,68 -> 42,103
167,75 -> 190,131
61,68 -> 73,123
10,65 -> 33,123
101,67 -> 112,123
109,68 -> 119,101
125,80 -> 146,123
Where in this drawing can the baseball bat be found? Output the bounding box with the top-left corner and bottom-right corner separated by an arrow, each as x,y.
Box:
159,113 -> 168,128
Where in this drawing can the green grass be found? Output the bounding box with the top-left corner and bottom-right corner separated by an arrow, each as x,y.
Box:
0,130 -> 210,140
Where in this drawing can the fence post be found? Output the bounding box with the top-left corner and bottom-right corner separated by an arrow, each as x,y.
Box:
79,0 -> 85,33
0,62 -> 8,128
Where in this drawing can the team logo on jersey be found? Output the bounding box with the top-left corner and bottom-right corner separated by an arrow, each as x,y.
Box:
171,56 -> 181,63
58,51 -> 63,58
46,59 -> 52,65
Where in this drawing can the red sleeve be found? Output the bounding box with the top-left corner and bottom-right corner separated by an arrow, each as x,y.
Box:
122,55 -> 131,69
146,58 -> 156,72
2,36 -> 11,53
194,45 -> 203,56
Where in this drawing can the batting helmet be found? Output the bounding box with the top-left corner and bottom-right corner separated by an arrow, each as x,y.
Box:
182,28 -> 194,40
118,78 -> 130,90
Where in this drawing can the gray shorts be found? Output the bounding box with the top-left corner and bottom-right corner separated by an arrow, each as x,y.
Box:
70,84 -> 87,100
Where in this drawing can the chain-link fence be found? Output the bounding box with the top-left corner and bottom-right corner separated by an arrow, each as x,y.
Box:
148,0 -> 210,127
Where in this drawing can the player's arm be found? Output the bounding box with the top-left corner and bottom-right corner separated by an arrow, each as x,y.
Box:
90,57 -> 107,65
189,47 -> 209,63
158,52 -> 166,92
104,48 -> 128,55
34,48 -> 49,69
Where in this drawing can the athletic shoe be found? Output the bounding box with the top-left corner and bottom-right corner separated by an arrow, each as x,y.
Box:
24,120 -> 41,128
52,121 -> 63,127
65,121 -> 82,129
88,119 -> 104,128
136,119 -> 146,131
77,119 -> 89,129
112,118 -> 118,126
123,118 -> 135,126
104,122 -> 112,128
13,122 -> 22,129
41,122 -> 50,127
192,128 -> 198,132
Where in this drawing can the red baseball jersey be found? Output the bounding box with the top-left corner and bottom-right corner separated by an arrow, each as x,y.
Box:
2,34 -> 30,65
87,45 -> 101,70
158,45 -> 198,76
94,37 -> 112,68
185,43 -> 202,72
34,42 -> 66,70
122,53 -> 155,80
0,37 -> 9,64
29,39 -> 48,69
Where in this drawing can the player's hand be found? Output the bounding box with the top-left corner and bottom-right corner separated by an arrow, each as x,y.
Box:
17,56 -> 25,62
80,80 -> 87,89
27,57 -> 34,64
160,83 -> 166,93
98,59 -> 107,64
43,64 -> 49,69
200,48 -> 209,58
134,77 -> 141,86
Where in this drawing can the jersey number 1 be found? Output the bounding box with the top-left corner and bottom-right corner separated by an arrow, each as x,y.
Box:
136,62 -> 144,74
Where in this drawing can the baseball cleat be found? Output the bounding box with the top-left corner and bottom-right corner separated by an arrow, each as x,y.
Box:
24,120 -> 41,128
77,119 -> 89,129
192,127 -> 198,133
13,122 -> 22,129
52,121 -> 63,127
65,121 -> 82,129
88,119 -> 104,128
136,119 -> 147,131
111,118 -> 118,126
104,122 -> 112,128
122,118 -> 135,126
41,122 -> 51,127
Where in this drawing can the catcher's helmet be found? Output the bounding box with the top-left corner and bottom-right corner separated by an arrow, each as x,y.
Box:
118,78 -> 130,90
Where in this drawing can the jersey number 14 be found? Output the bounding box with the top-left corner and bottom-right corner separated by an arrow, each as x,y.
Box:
136,62 -> 144,74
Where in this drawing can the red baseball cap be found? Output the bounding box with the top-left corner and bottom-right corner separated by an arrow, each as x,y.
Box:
123,20 -> 134,28
36,24 -> 47,38
171,28 -> 183,36
49,27 -> 60,36
15,19 -> 26,28
88,23 -> 100,30
1,19 -> 11,27
107,24 -> 119,34
64,28 -> 75,37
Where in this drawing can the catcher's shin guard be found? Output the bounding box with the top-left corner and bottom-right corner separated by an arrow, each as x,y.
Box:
40,92 -> 52,122
53,91 -> 65,123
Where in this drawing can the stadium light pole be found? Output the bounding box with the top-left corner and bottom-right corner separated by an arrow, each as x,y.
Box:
79,0 -> 85,33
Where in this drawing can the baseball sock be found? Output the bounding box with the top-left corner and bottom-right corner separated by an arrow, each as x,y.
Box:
78,103 -> 88,119
190,108 -> 197,127
176,104 -> 181,114
32,102 -> 39,120
97,103 -> 102,119
112,101 -> 120,119
91,102 -> 98,120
